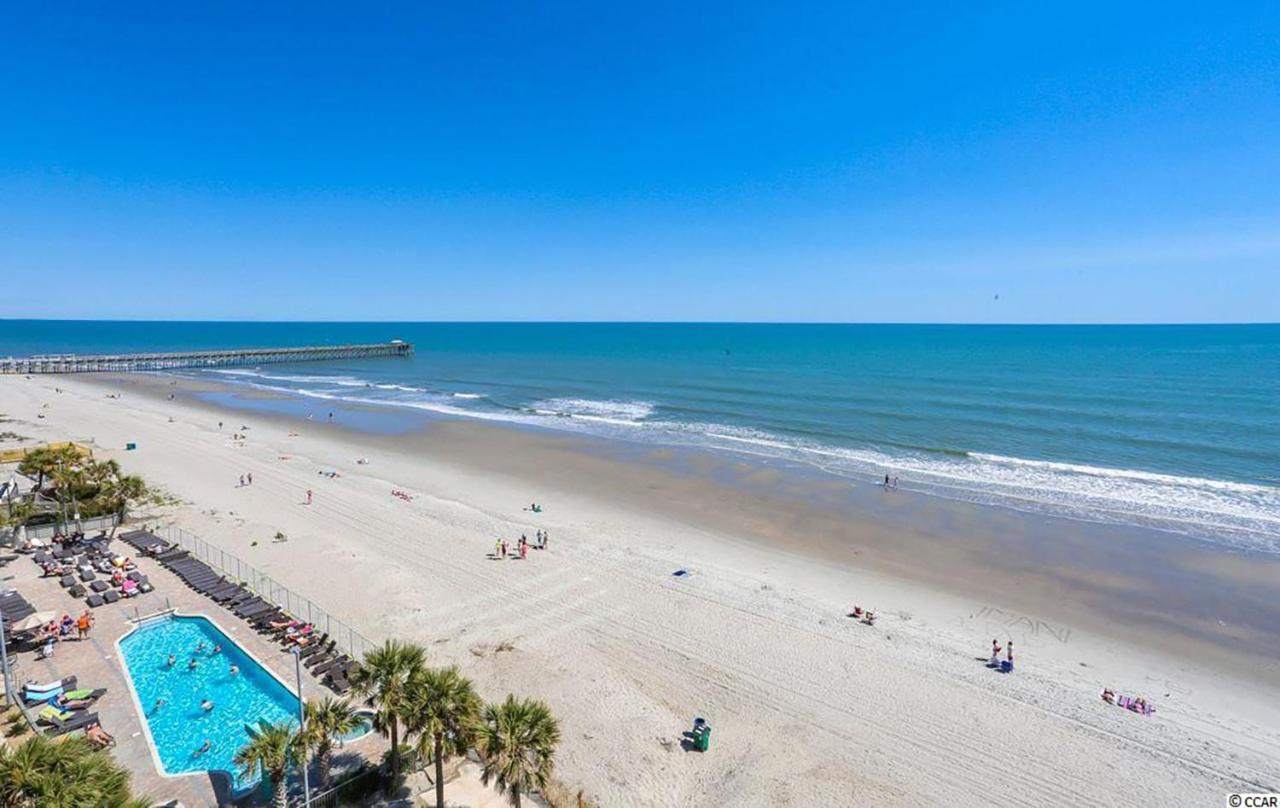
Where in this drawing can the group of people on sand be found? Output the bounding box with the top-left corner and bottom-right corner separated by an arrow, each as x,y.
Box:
493,530 -> 549,560
238,472 -> 254,487
392,489 -> 413,501
987,639 -> 1015,672
849,605 -> 877,625
882,474 -> 900,489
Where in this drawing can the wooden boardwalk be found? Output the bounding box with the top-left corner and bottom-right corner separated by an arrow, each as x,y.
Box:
0,341 -> 413,374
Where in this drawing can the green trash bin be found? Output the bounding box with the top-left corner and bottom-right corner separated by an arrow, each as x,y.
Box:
692,719 -> 711,752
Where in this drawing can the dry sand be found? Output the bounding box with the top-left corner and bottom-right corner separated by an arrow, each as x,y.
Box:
3,373 -> 1279,807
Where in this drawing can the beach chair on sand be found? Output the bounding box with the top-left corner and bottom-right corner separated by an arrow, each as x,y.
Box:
44,711 -> 99,737
102,590 -> 121,604
85,594 -> 105,608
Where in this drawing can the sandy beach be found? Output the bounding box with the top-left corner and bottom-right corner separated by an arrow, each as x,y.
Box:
3,371 -> 1279,806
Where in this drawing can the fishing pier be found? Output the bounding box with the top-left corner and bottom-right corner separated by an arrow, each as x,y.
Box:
0,341 -> 413,374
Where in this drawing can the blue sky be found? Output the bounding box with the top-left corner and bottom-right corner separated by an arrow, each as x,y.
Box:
2,3 -> 1278,322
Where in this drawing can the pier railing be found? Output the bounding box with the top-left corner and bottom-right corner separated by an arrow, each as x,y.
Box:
0,341 -> 413,374
157,524 -> 377,662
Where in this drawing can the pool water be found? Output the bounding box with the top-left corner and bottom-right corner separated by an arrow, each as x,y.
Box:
119,615 -> 299,790
337,710 -> 375,743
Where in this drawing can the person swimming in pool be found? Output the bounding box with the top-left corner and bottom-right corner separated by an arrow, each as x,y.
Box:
153,698 -> 166,711
166,653 -> 176,667
195,641 -> 206,653
229,664 -> 239,676
195,739 -> 211,757
188,657 -> 198,670
212,644 -> 221,654
201,699 -> 214,712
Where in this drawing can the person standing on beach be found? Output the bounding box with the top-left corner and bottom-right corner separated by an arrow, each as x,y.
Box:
247,472 -> 253,485
988,639 -> 1002,667
239,475 -> 245,487
1006,640 -> 1015,672
494,538 -> 502,558
306,489 -> 313,505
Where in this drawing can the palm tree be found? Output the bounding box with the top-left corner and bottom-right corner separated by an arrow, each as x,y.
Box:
0,734 -> 150,807
350,639 -> 427,788
98,471 -> 148,536
405,666 -> 482,808
478,695 -> 561,808
299,696 -> 360,788
233,720 -> 298,808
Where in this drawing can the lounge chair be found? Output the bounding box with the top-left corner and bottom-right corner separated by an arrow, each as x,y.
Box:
211,585 -> 249,603
37,705 -> 74,724
58,687 -> 107,706
44,711 -> 99,737
305,646 -> 337,667
312,655 -> 351,676
85,594 -> 105,608
89,580 -> 110,593
22,676 -> 77,704
230,595 -> 266,612
299,637 -> 331,658
237,601 -> 276,618
102,590 -> 121,604
79,570 -> 96,582
126,570 -> 145,582
68,584 -> 87,598
59,575 -> 76,588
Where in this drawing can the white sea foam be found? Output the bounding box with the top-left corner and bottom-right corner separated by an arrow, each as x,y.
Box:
532,398 -> 655,424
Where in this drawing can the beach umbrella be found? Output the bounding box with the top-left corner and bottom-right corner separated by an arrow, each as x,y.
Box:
9,612 -> 56,632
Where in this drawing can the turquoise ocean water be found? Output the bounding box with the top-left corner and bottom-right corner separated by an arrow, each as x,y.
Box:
3,321 -> 1278,552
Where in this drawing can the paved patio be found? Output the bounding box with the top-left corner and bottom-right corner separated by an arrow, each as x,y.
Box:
2,538 -> 383,807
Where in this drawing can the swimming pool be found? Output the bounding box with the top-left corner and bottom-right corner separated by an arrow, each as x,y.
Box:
118,614 -> 299,790
337,709 -> 376,743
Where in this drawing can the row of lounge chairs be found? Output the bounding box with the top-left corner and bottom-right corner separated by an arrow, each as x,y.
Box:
246,614 -> 360,694
122,530 -> 360,695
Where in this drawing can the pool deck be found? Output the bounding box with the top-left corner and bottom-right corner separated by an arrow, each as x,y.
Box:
2,542 -> 383,806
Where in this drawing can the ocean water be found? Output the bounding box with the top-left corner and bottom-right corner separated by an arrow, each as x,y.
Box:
3,321 -> 1278,552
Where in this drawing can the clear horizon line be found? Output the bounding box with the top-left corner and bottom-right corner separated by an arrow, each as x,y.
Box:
0,317 -> 1278,327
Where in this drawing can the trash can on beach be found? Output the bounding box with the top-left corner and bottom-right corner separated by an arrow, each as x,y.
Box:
692,718 -> 711,752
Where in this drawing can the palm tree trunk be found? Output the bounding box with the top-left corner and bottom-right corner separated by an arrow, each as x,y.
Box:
434,735 -> 445,808
514,787 -> 522,808
273,776 -> 288,808
319,744 -> 333,788
390,720 -> 401,786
